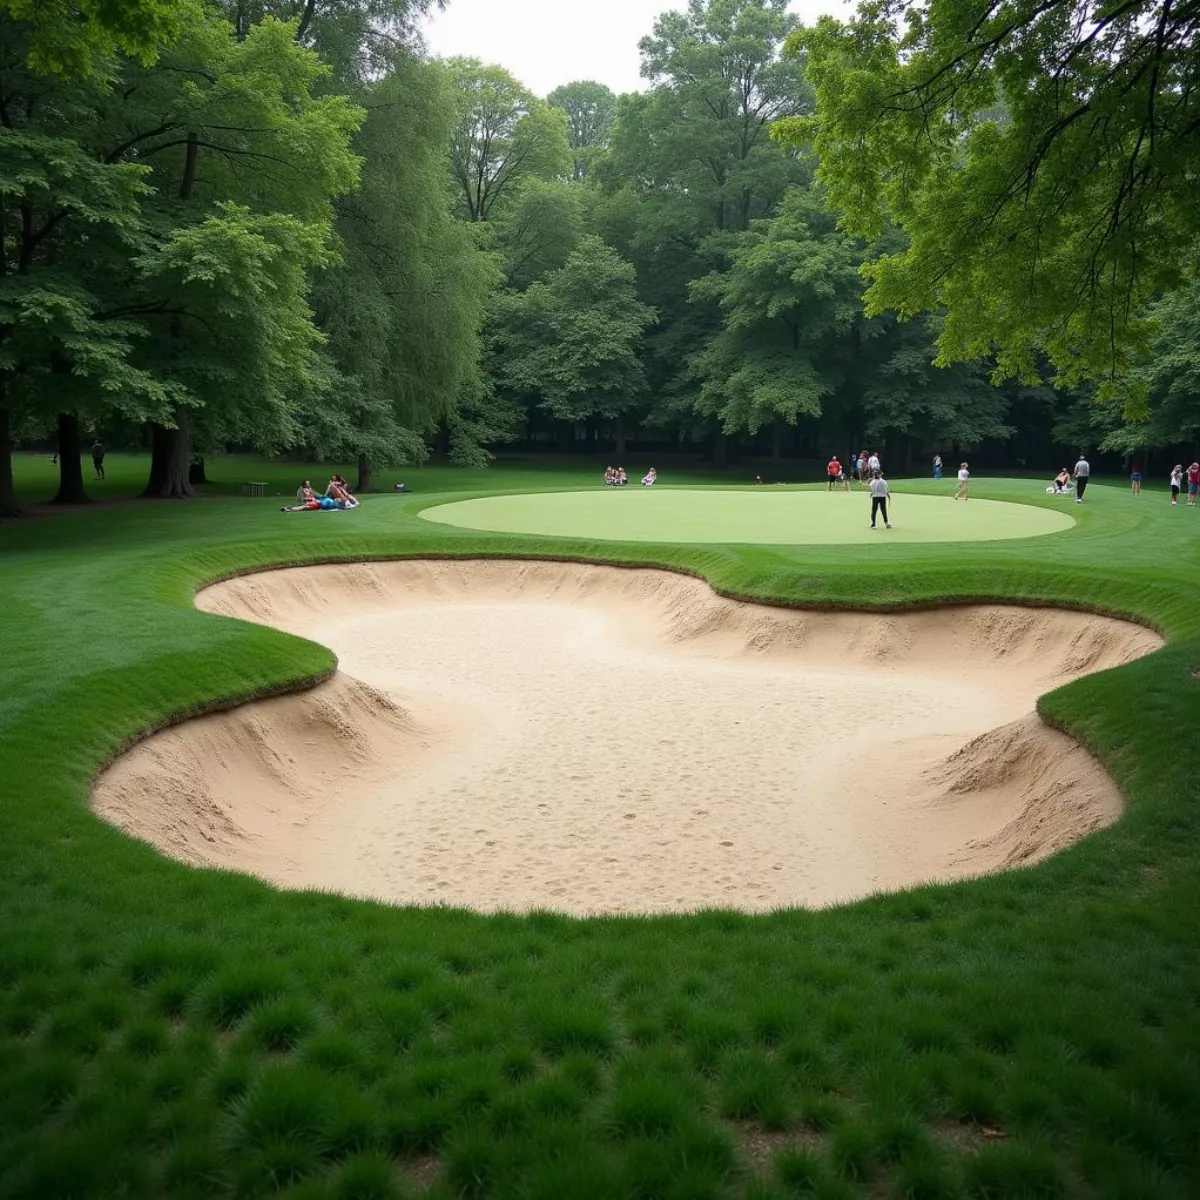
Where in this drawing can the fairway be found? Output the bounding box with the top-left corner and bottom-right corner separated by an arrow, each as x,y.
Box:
420,487 -> 1075,544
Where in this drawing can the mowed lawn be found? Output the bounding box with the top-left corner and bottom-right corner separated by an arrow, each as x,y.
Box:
1,454 -> 1199,1199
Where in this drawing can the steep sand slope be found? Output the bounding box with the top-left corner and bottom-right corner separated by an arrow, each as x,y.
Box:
92,561 -> 1162,913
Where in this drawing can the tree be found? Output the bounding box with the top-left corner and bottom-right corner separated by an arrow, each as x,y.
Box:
595,0 -> 813,454
0,11 -> 363,507
546,80 -> 616,180
779,0 -> 1200,394
447,60 -> 571,222
1,0 -> 192,77
99,15 -> 363,497
0,19 -> 178,510
310,57 -> 495,490
688,186 -> 866,444
217,0 -> 441,84
634,0 -> 812,233
490,236 -> 655,446
488,179 -> 583,291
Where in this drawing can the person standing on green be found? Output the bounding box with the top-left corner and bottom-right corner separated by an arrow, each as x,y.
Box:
869,471 -> 892,529
1073,452 -> 1090,504
90,439 -> 105,480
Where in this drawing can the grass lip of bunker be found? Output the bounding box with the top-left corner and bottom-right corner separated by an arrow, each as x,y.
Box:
417,487 -> 1076,545
90,559 -> 1162,915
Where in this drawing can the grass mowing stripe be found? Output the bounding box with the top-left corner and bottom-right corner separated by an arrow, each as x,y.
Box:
1,458 -> 1199,1198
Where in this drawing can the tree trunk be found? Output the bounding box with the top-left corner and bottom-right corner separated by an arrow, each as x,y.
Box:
356,453 -> 374,494
142,412 -> 198,498
51,413 -> 90,504
188,457 -> 209,485
557,421 -> 573,454
431,421 -> 450,462
712,430 -> 728,468
613,416 -> 627,460
0,406 -> 19,518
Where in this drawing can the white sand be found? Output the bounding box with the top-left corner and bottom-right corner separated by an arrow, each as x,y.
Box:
91,561 -> 1163,914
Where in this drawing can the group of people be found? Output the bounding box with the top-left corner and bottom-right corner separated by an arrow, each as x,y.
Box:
282,475 -> 359,512
1040,454 -> 1091,502
823,454 -> 894,527
826,451 -> 882,489
1167,462 -> 1200,505
603,465 -> 657,486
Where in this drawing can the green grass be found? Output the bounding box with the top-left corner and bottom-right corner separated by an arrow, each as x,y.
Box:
420,488 -> 1074,544
2,455 -> 1200,1198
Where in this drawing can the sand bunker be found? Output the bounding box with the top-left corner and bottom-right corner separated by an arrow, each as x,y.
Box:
92,561 -> 1162,914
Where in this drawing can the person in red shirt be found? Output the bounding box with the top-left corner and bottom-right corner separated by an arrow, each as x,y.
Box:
1188,462 -> 1200,506
827,456 -> 842,491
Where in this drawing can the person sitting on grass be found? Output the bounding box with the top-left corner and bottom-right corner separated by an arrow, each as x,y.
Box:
325,474 -> 352,501
604,466 -> 615,486
1047,469 -> 1071,494
617,467 -> 628,486
642,467 -> 657,486
282,483 -> 320,512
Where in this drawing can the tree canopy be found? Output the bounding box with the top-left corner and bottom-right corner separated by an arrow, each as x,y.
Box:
777,0 -> 1200,397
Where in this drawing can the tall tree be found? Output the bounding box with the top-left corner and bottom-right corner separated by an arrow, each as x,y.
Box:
489,235 -> 655,448
217,0 -> 440,82
688,186 -> 865,443
309,56 -> 495,490
447,60 -> 570,222
98,15 -> 363,497
780,0 -> 1200,396
546,80 -> 616,180
0,18 -> 177,510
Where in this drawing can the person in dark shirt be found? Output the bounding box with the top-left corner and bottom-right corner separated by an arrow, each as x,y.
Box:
91,440 -> 105,480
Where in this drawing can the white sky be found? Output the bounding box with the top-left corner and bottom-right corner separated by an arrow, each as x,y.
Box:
421,0 -> 854,97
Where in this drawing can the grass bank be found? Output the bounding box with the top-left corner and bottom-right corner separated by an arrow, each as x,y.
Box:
1,459 -> 1198,1199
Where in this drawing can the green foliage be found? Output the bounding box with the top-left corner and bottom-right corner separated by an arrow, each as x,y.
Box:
490,235 -> 655,424
781,0 -> 1200,387
1,0 -> 194,77
689,186 -> 866,434
447,59 -> 571,222
308,56 -> 495,477
546,80 -> 616,180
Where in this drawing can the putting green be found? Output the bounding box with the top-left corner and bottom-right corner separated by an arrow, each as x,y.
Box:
419,488 -> 1075,545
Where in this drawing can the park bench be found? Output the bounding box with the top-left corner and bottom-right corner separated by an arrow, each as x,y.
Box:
242,481 -> 267,498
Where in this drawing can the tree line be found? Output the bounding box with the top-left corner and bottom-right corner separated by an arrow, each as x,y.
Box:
2,0 -> 1196,514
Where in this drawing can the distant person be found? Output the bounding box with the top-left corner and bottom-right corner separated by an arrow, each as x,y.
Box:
90,440 -> 105,480
1047,468 -> 1071,494
1073,452 -> 1090,504
954,462 -> 970,500
604,466 -> 615,486
616,467 -> 627,486
933,453 -> 943,480
394,481 -> 409,492
869,470 -> 892,529
868,451 -> 881,475
1169,464 -> 1183,505
1129,463 -> 1142,494
296,479 -> 314,500
826,456 -> 842,491
641,467 -> 657,486
753,474 -> 763,485
1188,462 -> 1200,506
858,451 -> 868,481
